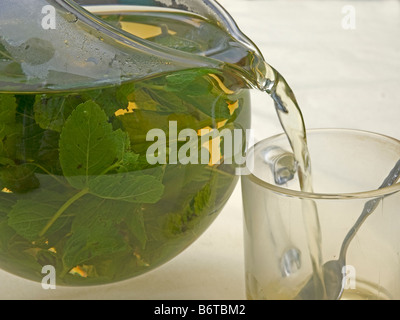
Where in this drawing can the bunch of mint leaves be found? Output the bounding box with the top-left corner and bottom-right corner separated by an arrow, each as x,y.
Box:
0,68 -> 241,284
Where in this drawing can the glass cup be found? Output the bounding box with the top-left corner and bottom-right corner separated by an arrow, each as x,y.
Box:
241,129 -> 400,300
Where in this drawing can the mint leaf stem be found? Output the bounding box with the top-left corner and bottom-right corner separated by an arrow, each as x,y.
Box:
100,161 -> 122,176
38,188 -> 89,238
0,49 -> 17,62
27,163 -> 68,186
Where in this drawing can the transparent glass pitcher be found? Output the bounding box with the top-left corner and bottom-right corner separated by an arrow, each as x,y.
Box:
0,0 -> 271,286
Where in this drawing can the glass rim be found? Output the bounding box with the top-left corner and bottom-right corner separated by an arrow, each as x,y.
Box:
244,128 -> 400,200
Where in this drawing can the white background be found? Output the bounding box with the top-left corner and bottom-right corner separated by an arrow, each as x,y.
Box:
0,0 -> 399,299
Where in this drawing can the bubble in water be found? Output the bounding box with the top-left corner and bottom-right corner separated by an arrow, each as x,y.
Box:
280,248 -> 302,277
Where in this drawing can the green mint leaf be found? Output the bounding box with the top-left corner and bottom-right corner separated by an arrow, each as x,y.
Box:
111,128 -> 142,173
62,225 -> 128,270
4,93 -> 64,175
119,110 -> 170,154
182,164 -> 215,186
0,164 -> 40,193
182,90 -> 231,120
62,198 -> 129,269
0,218 -> 17,252
0,156 -> 14,166
132,69 -> 222,114
119,110 -> 210,155
93,89 -> 123,118
15,118 -> 42,161
15,95 -> 47,163
117,152 -> 140,173
0,237 -> 43,280
126,210 -> 147,250
193,181 -> 217,216
8,190 -> 74,241
70,196 -> 147,251
116,82 -> 135,103
59,100 -> 119,190
112,128 -> 131,162
78,89 -> 101,101
165,68 -> 217,91
165,70 -> 231,119
134,86 -> 187,113
59,100 -> 163,201
36,130 -> 63,175
0,123 -> 20,163
34,94 -> 82,132
0,95 -> 17,124
88,172 -> 164,204
131,89 -> 158,111
165,175 -> 218,237
0,191 -> 17,219
0,95 -> 21,163
92,83 -> 135,117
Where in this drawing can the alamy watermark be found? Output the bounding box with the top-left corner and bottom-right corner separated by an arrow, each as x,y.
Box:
342,5 -> 356,30
41,265 -> 56,290
41,5 -> 56,30
342,265 -> 357,291
145,121 -> 254,176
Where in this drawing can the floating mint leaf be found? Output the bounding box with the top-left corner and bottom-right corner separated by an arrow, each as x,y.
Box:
0,164 -> 40,193
38,100 -> 165,241
117,152 -> 140,173
88,172 -> 164,204
0,95 -> 17,124
62,199 -> 129,269
193,181 -> 217,216
34,94 -> 82,132
165,68 -> 217,92
165,70 -> 231,119
62,224 -> 128,270
165,174 -> 219,237
92,83 -> 135,117
0,191 -> 17,219
8,190 -> 74,241
59,100 -> 163,201
135,86 -> 187,113
113,128 -> 131,162
59,100 -> 118,190
0,95 -> 21,163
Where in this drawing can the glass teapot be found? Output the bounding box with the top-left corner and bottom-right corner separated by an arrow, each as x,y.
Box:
0,0 -> 274,286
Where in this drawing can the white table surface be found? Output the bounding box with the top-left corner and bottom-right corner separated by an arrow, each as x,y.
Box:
0,0 -> 399,300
